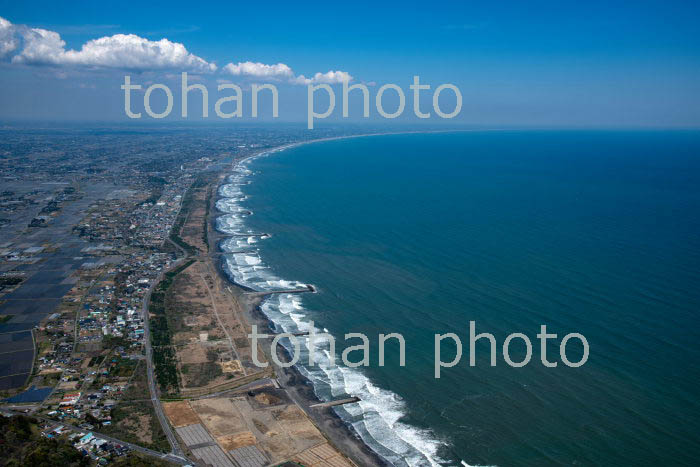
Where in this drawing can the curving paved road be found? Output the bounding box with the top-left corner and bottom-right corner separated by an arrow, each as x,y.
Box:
34,415 -> 190,465
141,258 -> 189,463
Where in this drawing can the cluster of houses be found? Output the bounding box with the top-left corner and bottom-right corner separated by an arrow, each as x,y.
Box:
42,424 -> 130,464
74,172 -> 192,251
128,180 -> 190,249
46,251 -> 175,354
33,251 -> 177,423
47,378 -> 125,424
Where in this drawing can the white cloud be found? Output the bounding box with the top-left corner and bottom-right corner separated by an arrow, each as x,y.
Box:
66,34 -> 216,72
12,27 -> 66,65
291,70 -> 353,85
223,61 -> 353,86
0,16 -> 18,58
0,16 -> 355,82
1,16 -> 215,72
223,61 -> 293,78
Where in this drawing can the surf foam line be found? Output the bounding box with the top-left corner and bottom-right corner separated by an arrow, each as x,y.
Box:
216,146 -> 469,467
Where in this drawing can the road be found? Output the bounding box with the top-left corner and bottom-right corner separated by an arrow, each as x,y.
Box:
194,377 -> 276,400
197,269 -> 246,376
32,414 -> 191,465
139,182 -> 192,462
141,257 -> 189,463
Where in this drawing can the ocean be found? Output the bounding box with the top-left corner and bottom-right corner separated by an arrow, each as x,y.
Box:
216,130 -> 700,466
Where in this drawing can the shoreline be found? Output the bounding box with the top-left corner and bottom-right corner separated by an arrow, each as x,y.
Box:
235,276 -> 388,466
230,127 -> 499,168
209,129 -> 470,466
208,142 -> 390,465
209,248 -> 388,465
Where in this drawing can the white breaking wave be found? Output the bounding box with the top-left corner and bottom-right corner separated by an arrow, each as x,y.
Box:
217,150 -> 452,467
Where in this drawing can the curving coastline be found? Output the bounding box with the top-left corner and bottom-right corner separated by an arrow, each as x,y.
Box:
211,132 -> 461,466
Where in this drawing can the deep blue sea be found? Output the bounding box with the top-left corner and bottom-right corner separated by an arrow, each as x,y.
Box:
216,131 -> 700,466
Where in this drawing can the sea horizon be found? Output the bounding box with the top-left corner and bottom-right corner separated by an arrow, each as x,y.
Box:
3,2 -> 700,465
215,129 -> 700,466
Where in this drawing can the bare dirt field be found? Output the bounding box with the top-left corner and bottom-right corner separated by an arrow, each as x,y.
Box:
191,397 -> 249,436
189,395 -> 334,464
167,259 -> 258,393
294,443 -> 355,467
162,400 -> 201,427
216,431 -> 256,451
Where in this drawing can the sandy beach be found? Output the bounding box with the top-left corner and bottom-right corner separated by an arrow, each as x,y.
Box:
209,162 -> 388,466
207,130 -> 486,465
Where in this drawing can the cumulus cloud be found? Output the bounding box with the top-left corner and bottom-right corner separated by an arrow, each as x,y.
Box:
224,60 -> 353,85
0,16 -> 354,82
291,70 -> 353,85
12,27 -> 66,65
61,34 -> 215,72
0,16 -> 18,58
1,16 -> 215,72
223,61 -> 293,78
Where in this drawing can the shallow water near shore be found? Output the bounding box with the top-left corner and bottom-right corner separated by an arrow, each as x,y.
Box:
216,131 -> 700,466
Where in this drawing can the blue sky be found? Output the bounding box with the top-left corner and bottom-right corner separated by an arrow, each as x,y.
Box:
1,0 -> 699,126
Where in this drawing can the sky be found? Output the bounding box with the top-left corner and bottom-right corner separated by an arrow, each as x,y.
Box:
1,0 -> 699,126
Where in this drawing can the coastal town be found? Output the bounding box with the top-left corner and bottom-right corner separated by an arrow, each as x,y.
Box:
2,1 -> 698,465
0,126 -> 376,466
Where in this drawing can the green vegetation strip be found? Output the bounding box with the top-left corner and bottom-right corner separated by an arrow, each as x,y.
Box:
149,259 -> 195,395
169,176 -> 211,256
